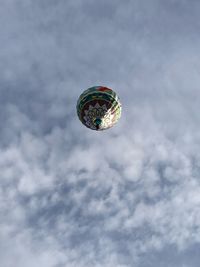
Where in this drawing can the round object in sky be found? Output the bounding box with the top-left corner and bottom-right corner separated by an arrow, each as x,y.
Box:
77,86 -> 122,131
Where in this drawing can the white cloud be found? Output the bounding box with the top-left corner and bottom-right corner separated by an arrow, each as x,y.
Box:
1,0 -> 200,266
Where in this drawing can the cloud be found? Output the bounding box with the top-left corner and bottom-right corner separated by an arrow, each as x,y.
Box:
1,0 -> 200,266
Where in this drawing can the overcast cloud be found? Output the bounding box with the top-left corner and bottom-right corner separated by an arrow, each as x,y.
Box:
1,0 -> 200,266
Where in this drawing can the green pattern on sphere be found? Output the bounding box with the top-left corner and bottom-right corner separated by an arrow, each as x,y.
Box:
77,86 -> 122,130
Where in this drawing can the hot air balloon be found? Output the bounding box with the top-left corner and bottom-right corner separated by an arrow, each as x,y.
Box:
77,86 -> 122,130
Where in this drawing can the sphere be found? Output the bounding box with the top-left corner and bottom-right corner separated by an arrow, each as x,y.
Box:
76,86 -> 122,131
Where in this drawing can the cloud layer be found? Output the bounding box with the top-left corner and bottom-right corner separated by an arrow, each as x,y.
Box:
1,0 -> 200,266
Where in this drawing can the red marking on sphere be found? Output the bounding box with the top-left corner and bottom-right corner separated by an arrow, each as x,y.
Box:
97,87 -> 112,92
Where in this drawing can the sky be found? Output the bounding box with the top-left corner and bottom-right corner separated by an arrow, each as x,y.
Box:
1,0 -> 200,266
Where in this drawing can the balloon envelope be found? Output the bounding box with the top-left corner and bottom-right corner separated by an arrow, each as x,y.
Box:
77,86 -> 122,130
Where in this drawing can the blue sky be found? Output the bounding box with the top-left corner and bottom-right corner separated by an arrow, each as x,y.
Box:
1,0 -> 200,266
